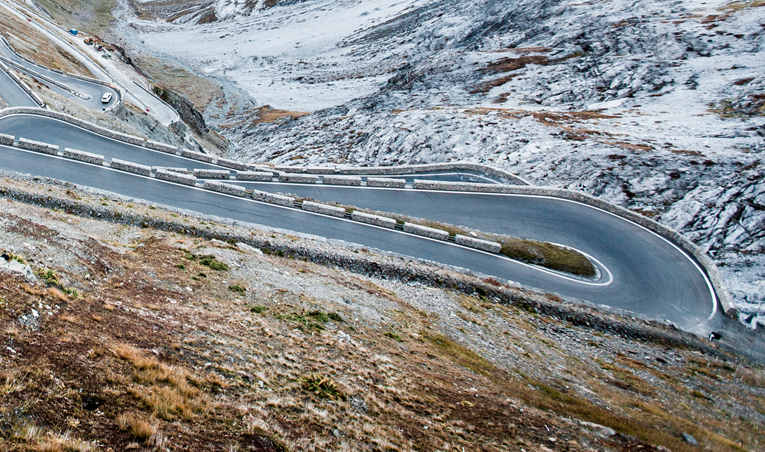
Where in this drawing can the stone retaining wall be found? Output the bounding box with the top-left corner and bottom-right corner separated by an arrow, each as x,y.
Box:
194,169 -> 230,179
455,235 -> 502,253
0,133 -> 13,146
236,171 -> 274,181
352,211 -> 397,229
155,169 -> 197,186
367,177 -> 406,188
323,175 -> 362,186
203,181 -> 247,197
278,173 -> 320,184
110,159 -> 152,177
18,137 -> 58,155
252,190 -> 295,207
181,150 -> 215,163
302,201 -> 347,218
62,148 -> 104,165
403,223 -> 450,241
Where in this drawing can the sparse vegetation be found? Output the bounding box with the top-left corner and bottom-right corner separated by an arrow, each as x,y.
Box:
385,331 -> 403,342
301,373 -> 344,400
500,238 -> 596,277
228,284 -> 246,294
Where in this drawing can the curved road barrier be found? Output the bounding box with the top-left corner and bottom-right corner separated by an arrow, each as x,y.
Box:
62,147 -> 103,164
237,171 -> 274,181
195,169 -> 230,179
455,235 -> 502,254
110,158 -> 152,177
155,168 -> 196,186
367,177 -> 407,188
252,190 -> 295,207
352,211 -> 397,229
278,173 -> 320,184
404,222 -> 450,241
203,180 -> 247,197
302,200 -> 347,218
18,137 -> 58,154
323,175 -> 362,186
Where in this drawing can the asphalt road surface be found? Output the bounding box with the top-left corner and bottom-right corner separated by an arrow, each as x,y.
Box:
0,69 -> 37,108
0,39 -> 120,111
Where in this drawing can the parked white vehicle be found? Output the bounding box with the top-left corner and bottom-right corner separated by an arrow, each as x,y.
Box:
101,92 -> 112,103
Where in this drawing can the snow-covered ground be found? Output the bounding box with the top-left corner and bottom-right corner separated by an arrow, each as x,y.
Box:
116,0 -> 765,325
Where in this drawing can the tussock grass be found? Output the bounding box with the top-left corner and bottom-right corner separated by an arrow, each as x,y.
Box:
117,412 -> 156,442
301,374 -> 344,400
114,344 -> 214,420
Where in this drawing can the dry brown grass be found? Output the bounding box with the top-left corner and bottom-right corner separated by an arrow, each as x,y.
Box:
117,412 -> 156,442
115,343 -> 213,420
252,105 -> 310,125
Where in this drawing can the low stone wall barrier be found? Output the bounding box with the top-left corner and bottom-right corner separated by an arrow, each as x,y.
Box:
455,235 -> 502,254
154,167 -> 187,174
155,169 -> 197,186
203,181 -> 247,197
302,201 -> 346,218
236,171 -> 274,181
18,137 -> 58,155
367,177 -> 406,188
218,158 -> 252,171
145,139 -> 179,155
62,148 -> 104,165
252,190 -> 295,208
0,133 -> 13,146
275,165 -> 336,174
322,175 -> 362,186
181,150 -> 215,163
333,162 -> 529,185
194,169 -> 230,179
413,180 -> 506,192
278,173 -> 320,184
352,211 -> 397,229
110,159 -> 152,177
403,223 -> 449,241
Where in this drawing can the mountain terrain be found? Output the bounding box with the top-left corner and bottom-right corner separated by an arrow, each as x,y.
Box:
88,0 -> 765,325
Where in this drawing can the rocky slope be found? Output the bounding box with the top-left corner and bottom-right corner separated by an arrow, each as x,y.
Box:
0,172 -> 764,451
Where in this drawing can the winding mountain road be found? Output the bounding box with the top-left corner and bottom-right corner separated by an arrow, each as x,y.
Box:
0,111 -> 719,334
0,21 -> 761,357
